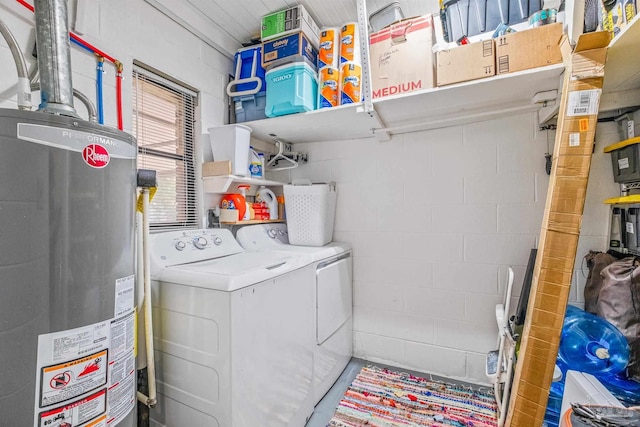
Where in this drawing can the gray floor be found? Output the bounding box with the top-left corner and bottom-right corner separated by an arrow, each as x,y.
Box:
306,358 -> 487,427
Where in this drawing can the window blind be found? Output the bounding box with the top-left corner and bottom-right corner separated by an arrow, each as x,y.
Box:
132,66 -> 198,231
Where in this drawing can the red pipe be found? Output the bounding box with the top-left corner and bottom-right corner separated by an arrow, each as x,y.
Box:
69,34 -> 117,64
18,0 -> 124,130
16,0 -> 33,12
116,64 -> 123,130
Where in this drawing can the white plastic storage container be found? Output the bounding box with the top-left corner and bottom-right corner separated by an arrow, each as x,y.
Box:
284,181 -> 337,246
208,124 -> 251,176
369,2 -> 404,32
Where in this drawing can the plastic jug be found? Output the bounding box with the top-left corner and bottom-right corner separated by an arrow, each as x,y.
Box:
559,305 -> 630,377
249,147 -> 263,179
256,186 -> 278,220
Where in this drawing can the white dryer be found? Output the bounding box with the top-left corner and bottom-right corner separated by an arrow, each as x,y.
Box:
236,223 -> 353,404
148,228 -> 316,427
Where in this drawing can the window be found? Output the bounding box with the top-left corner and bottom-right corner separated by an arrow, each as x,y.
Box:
132,64 -> 198,230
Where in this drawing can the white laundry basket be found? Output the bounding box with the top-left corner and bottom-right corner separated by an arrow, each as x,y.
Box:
284,181 -> 337,246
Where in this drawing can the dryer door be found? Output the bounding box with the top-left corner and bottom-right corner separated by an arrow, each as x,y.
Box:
316,254 -> 352,345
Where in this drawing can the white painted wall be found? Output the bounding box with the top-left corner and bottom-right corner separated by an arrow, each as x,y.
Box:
272,112 -> 620,384
0,0 -> 233,225
0,0 -> 233,139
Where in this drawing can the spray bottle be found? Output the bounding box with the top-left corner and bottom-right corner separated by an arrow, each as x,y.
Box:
237,185 -> 252,221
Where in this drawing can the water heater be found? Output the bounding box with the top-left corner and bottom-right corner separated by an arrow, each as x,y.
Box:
0,109 -> 137,427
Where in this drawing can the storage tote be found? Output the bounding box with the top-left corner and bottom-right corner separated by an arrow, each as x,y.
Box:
284,182 -> 337,246
234,93 -> 267,123
226,46 -> 266,99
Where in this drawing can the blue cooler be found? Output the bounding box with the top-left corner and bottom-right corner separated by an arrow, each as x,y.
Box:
227,46 -> 267,122
265,61 -> 317,117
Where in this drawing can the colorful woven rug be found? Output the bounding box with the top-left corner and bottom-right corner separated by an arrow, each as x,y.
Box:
329,366 -> 498,427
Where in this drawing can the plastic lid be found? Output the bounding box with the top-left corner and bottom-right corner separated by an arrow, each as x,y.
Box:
266,55 -> 316,74
266,62 -> 319,83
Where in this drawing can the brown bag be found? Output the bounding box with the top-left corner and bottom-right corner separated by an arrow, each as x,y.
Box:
598,257 -> 640,381
583,251 -> 616,314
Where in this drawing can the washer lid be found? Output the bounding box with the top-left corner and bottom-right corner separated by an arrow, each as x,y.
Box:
153,251 -> 309,292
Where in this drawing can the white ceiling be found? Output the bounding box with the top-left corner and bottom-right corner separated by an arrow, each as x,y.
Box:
146,0 -> 439,56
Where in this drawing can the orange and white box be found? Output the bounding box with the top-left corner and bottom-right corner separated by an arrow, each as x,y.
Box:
340,62 -> 362,104
340,22 -> 361,64
319,66 -> 340,108
318,27 -> 340,68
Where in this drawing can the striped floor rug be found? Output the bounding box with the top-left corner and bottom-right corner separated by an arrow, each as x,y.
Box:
329,366 -> 498,427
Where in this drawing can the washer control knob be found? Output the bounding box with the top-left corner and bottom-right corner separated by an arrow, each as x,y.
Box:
213,236 -> 222,246
268,229 -> 277,238
175,241 -> 187,251
193,236 -> 208,249
278,229 -> 285,236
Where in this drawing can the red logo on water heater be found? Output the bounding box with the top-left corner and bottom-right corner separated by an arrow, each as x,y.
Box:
82,144 -> 110,168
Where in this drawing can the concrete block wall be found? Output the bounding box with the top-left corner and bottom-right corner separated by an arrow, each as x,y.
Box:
272,112 -> 619,384
0,0 -> 627,387
0,0 -> 232,134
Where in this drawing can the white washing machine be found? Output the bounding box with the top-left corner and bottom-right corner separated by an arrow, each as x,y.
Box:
148,228 -> 316,427
236,223 -> 353,405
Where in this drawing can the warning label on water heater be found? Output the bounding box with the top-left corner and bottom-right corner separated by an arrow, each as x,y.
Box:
33,307 -> 136,427
38,389 -> 107,427
40,350 -> 108,407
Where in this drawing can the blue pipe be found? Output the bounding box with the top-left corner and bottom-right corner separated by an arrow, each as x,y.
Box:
96,59 -> 104,124
70,37 -> 93,53
70,37 -> 104,123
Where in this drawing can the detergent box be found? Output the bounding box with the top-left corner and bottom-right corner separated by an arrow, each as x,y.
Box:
369,15 -> 435,99
261,5 -> 320,47
262,32 -> 319,70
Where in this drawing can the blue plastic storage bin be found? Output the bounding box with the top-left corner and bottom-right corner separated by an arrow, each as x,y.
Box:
265,61 -> 317,117
227,46 -> 266,99
234,93 -> 267,123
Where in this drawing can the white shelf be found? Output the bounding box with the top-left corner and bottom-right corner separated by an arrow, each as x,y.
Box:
373,64 -> 565,135
202,175 -> 284,193
603,14 -> 640,94
244,103 -> 380,143
238,64 -> 565,144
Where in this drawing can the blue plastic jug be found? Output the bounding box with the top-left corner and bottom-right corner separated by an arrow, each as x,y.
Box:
559,305 -> 630,377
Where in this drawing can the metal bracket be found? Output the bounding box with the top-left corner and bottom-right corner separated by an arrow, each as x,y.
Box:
357,0 -> 373,114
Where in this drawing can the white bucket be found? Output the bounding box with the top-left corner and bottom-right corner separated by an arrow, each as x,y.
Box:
208,124 -> 252,176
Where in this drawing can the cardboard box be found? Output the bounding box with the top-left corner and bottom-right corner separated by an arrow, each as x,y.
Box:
202,160 -> 232,177
261,5 -> 320,47
262,32 -> 318,70
369,16 -> 435,99
561,32 -> 610,79
505,31 -> 609,427
436,40 -> 495,86
220,209 -> 239,223
495,23 -> 563,74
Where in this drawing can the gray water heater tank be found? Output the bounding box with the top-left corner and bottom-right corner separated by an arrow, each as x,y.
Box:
0,108 -> 137,427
